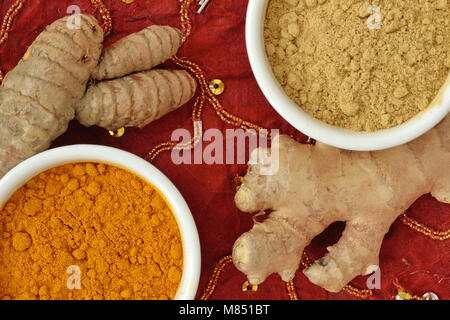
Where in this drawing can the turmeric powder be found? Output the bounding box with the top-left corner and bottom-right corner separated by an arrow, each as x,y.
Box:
0,162 -> 183,300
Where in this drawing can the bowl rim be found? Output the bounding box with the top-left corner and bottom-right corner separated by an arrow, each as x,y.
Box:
0,144 -> 201,300
246,0 -> 450,151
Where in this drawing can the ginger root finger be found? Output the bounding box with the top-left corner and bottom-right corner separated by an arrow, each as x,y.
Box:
0,15 -> 103,177
303,219 -> 391,292
93,25 -> 183,80
76,69 -> 196,131
233,206 -> 323,285
233,115 -> 449,292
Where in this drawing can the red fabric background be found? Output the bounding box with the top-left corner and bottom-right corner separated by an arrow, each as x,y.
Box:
0,0 -> 448,300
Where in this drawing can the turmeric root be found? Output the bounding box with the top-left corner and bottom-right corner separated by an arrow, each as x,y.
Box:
76,69 -> 196,130
77,24 -> 196,131
233,115 -> 450,292
93,25 -> 183,80
0,17 -> 196,178
0,15 -> 103,177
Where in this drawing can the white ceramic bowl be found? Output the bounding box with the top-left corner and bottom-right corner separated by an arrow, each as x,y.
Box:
0,145 -> 201,300
246,0 -> 450,151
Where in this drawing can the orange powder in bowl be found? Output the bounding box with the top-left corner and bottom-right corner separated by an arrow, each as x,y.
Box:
0,162 -> 183,300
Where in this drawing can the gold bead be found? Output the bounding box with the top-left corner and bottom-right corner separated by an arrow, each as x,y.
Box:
108,127 -> 125,138
242,280 -> 258,292
22,48 -> 30,61
209,79 -> 225,95
306,136 -> 316,145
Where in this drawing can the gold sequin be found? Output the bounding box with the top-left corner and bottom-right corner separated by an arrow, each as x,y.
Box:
209,79 -> 225,95
241,280 -> 258,292
22,48 -> 30,61
108,127 -> 125,138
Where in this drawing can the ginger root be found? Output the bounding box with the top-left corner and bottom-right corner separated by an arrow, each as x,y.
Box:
233,115 -> 449,292
0,17 -> 196,177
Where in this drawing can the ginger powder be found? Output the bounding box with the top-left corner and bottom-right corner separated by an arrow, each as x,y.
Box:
0,162 -> 183,300
265,0 -> 449,131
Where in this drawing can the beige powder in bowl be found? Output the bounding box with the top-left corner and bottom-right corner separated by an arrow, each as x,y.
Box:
265,0 -> 449,131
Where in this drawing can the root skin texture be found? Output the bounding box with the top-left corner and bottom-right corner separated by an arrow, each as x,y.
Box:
0,15 -> 103,177
0,20 -> 193,178
93,25 -> 183,80
76,69 -> 196,131
233,116 -> 449,292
